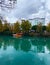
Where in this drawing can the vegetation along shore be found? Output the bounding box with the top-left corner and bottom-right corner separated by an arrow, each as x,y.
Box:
0,19 -> 50,37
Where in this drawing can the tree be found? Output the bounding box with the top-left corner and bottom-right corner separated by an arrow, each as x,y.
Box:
31,25 -> 37,32
42,26 -> 46,32
21,20 -> 31,33
3,21 -> 12,35
46,23 -> 50,32
0,20 -> 3,32
3,22 -> 9,31
13,21 -> 20,33
36,22 -> 42,33
7,23 -> 12,33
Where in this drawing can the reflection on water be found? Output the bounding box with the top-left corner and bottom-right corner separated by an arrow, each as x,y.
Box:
0,36 -> 50,53
0,36 -> 50,65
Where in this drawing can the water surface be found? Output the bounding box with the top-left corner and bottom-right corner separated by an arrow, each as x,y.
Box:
0,36 -> 50,65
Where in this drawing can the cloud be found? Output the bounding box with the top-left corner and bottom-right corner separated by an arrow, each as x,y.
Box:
0,0 -> 50,24
11,0 -> 41,18
4,0 -> 42,18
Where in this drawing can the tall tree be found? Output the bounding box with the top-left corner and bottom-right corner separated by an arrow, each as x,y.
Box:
31,25 -> 37,32
13,21 -> 20,33
3,22 -> 9,31
36,22 -> 42,33
0,20 -> 3,32
42,26 -> 46,32
21,20 -> 31,33
46,23 -> 50,32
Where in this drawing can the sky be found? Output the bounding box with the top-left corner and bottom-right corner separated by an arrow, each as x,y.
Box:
0,0 -> 50,24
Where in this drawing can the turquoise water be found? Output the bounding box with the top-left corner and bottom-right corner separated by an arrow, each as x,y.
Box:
0,36 -> 50,65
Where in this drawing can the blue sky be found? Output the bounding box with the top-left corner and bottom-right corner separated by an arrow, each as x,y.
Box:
0,0 -> 50,24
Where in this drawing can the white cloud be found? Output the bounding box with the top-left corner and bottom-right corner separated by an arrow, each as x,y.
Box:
0,0 -> 50,24
0,0 -> 41,19
46,0 -> 50,10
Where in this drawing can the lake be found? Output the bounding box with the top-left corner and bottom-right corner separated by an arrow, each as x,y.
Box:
0,36 -> 50,65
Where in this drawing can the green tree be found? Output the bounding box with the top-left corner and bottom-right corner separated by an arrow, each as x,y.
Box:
46,23 -> 50,32
0,20 -> 3,32
31,25 -> 37,32
13,21 -> 20,33
3,22 -> 9,31
42,26 -> 46,32
7,23 -> 12,33
21,20 -> 31,33
3,20 -> 12,35
36,22 -> 42,33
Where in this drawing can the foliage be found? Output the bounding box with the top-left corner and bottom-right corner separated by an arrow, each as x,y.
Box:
0,19 -> 50,36
3,22 -> 9,31
36,22 -> 43,33
13,21 -> 20,33
21,20 -> 31,33
42,26 -> 46,32
46,23 -> 50,32
0,20 -> 3,32
31,25 -> 37,32
0,20 -> 12,35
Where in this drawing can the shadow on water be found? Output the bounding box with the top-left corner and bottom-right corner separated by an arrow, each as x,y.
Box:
0,36 -> 50,65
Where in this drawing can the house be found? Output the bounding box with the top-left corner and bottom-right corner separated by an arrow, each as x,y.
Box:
29,18 -> 45,25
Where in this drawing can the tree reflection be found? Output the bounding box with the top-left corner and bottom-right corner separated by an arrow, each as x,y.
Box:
0,38 -> 3,48
30,37 -> 46,53
37,45 -> 45,53
2,37 -> 9,50
21,39 -> 31,52
44,37 -> 50,52
47,44 -> 50,52
3,43 -> 7,50
13,38 -> 21,50
0,36 -> 50,53
31,37 -> 46,46
0,36 -> 14,50
46,39 -> 50,51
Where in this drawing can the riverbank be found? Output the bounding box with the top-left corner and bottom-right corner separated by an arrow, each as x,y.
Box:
0,32 -> 50,37
29,32 -> 50,37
